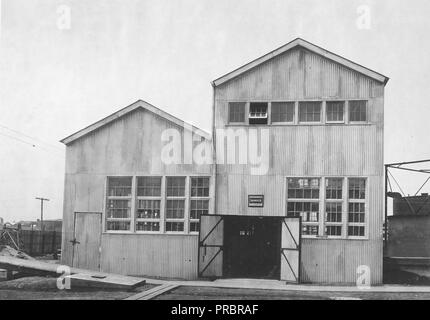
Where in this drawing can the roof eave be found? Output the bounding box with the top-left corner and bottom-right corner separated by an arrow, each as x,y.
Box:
212,38 -> 389,87
60,100 -> 211,145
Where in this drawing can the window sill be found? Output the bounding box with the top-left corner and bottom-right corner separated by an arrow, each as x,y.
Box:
302,236 -> 369,241
223,123 -> 373,127
103,231 -> 198,236
325,121 -> 345,124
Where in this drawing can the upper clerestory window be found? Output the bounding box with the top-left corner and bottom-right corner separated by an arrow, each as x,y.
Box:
249,102 -> 268,125
299,101 -> 322,123
271,102 -> 295,123
326,101 -> 345,123
228,102 -> 246,124
349,100 -> 367,122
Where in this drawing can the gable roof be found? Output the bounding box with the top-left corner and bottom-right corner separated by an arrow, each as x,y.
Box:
212,38 -> 389,87
60,100 -> 211,145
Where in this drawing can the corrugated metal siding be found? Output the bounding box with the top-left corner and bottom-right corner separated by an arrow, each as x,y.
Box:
214,46 -> 384,284
101,234 -> 199,280
66,109 -> 213,176
215,48 -> 380,103
301,239 -> 383,284
62,108 -> 212,277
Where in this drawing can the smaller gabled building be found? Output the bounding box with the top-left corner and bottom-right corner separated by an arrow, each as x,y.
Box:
61,100 -> 214,279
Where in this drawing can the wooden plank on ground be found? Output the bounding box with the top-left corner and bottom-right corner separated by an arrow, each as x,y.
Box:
67,273 -> 146,290
125,284 -> 178,300
0,255 -> 146,290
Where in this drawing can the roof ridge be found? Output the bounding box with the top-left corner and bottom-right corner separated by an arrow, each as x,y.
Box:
212,38 -> 389,87
60,100 -> 211,145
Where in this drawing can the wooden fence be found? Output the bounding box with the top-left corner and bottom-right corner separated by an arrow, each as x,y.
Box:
19,230 -> 61,256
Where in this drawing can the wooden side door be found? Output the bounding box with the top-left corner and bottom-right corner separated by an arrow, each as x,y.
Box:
280,217 -> 301,283
72,212 -> 102,270
198,215 -> 224,278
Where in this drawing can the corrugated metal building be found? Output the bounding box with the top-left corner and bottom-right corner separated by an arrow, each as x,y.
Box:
61,38 -> 389,284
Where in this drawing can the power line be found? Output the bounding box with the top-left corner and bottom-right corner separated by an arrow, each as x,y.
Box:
0,131 -> 36,147
0,131 -> 65,158
0,123 -> 63,151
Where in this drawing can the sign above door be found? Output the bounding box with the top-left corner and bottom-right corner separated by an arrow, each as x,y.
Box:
248,195 -> 264,208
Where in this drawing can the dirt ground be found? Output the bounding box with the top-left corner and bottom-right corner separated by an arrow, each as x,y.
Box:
2,275 -> 430,300
155,285 -> 430,300
0,276 -> 155,300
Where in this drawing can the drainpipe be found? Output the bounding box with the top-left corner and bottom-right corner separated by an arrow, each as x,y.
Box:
211,82 -> 217,217
384,164 -> 388,254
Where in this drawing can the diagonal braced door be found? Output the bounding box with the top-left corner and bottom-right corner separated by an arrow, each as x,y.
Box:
198,215 -> 224,278
280,217 -> 301,283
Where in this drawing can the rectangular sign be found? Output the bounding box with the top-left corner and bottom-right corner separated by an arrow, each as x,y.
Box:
248,195 -> 264,208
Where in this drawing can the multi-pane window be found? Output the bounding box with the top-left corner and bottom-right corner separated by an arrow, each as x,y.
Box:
191,177 -> 209,197
326,178 -> 343,199
287,178 -> 320,199
106,176 -> 211,234
287,177 -> 368,239
287,178 -> 320,236
349,178 -> 366,199
166,177 -> 186,232
229,102 -> 246,123
326,101 -> 344,122
299,102 -> 321,123
325,203 -> 342,237
248,102 -> 268,125
166,177 -> 186,197
106,177 -> 132,231
136,177 -> 162,232
348,178 -> 366,237
227,99 -> 369,125
136,200 -> 160,231
325,178 -> 343,237
107,177 -> 132,197
349,100 -> 367,122
165,200 -> 185,232
190,177 -> 210,233
190,199 -> 208,232
137,177 -> 161,197
271,102 -> 295,123
348,203 -> 365,223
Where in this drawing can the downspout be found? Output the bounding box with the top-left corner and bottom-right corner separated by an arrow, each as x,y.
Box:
211,82 -> 217,216
384,165 -> 388,254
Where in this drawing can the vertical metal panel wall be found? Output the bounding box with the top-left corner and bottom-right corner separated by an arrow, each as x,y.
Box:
62,108 -> 211,279
214,47 -> 384,284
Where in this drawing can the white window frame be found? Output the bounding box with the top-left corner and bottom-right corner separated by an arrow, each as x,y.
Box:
228,101 -> 247,124
347,177 -> 368,239
165,176 -> 187,234
325,101 -> 346,124
298,101 -> 323,124
286,176 -> 369,240
286,177 -> 321,238
348,100 -> 368,124
105,176 -> 133,233
270,101 -> 296,124
135,176 -> 163,234
324,177 -> 344,238
189,176 -> 211,234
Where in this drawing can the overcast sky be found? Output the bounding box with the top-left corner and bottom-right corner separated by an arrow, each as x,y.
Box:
0,0 -> 429,223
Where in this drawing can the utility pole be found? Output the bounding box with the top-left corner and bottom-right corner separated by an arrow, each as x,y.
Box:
35,197 -> 49,231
